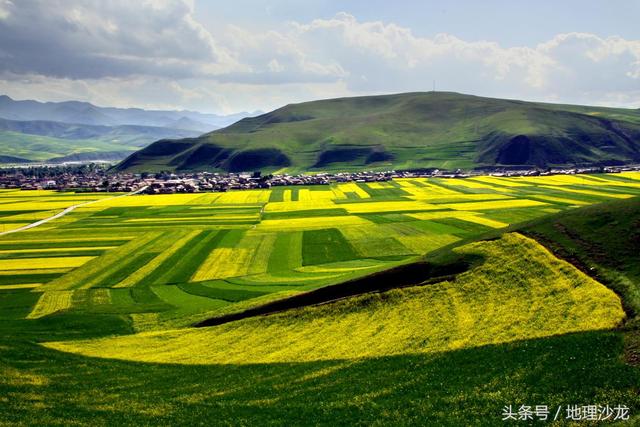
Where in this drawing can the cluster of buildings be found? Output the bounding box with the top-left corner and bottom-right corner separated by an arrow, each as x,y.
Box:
135,171 -> 395,194
1,164 -> 639,194
0,168 -> 111,192
0,169 -> 395,193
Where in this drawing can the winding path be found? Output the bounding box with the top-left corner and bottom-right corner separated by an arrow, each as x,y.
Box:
0,186 -> 148,237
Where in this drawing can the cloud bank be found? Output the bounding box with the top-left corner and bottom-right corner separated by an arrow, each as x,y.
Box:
0,1 -> 638,113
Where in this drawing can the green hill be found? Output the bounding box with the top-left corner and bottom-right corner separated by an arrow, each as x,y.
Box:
116,92 -> 640,173
0,130 -> 141,162
0,119 -> 202,163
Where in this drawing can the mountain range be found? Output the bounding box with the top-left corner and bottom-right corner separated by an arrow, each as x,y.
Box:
116,92 -> 640,173
0,95 -> 256,163
0,95 -> 255,132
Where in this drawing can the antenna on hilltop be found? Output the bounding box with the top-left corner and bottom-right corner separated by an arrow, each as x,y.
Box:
432,80 -> 436,92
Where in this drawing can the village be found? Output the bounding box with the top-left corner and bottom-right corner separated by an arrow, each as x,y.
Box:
0,163 -> 639,194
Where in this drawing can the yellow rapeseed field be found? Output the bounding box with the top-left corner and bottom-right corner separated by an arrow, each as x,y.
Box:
437,199 -> 546,211
0,222 -> 30,232
527,195 -> 590,205
263,200 -> 337,212
192,248 -> 253,281
469,176 -> 530,187
394,233 -> 461,254
46,233 -> 624,364
215,190 -> 271,204
114,231 -> 201,287
335,182 -> 370,198
28,291 -> 74,319
341,200 -> 438,214
539,185 -> 634,199
90,193 -> 205,207
0,283 -> 43,290
0,256 -> 95,270
256,215 -> 372,231
406,211 -> 508,228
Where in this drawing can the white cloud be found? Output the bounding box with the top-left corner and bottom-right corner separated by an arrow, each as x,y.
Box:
0,7 -> 639,113
0,0 -> 242,79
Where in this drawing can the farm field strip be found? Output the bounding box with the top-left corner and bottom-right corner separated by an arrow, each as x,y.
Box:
0,172 -> 638,330
0,256 -> 96,270
45,233 -> 624,364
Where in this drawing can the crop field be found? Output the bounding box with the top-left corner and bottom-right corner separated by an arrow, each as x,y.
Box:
47,233 -> 625,364
0,189 -> 115,234
0,172 -> 639,329
1,173 -> 640,424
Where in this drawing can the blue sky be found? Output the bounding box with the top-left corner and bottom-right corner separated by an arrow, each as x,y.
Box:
197,0 -> 640,46
0,0 -> 638,114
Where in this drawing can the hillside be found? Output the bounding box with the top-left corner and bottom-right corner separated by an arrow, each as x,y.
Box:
0,118 -> 200,163
0,117 -> 199,143
116,92 -> 640,173
521,196 -> 640,329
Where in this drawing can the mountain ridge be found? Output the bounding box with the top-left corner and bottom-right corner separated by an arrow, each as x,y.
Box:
116,92 -> 640,173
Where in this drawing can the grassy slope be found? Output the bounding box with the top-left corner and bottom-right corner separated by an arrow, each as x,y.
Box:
0,130 -> 140,161
1,329 -> 636,425
0,124 -> 200,162
117,92 -> 640,173
521,196 -> 640,329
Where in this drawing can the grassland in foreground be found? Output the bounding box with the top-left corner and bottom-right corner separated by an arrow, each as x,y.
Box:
1,173 -> 640,425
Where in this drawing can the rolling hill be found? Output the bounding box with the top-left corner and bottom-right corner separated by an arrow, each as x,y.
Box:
0,117 -> 200,143
116,91 -> 640,173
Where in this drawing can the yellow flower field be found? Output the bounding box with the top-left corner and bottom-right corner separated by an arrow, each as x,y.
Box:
45,233 -> 624,364
0,256 -> 96,270
256,215 -> 372,231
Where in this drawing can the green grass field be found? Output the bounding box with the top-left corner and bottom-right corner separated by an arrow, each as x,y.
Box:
1,172 -> 640,424
0,130 -> 143,162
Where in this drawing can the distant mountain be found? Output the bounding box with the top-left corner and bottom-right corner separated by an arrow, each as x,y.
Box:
0,117 -> 201,164
47,151 -> 135,164
0,95 -> 256,164
116,92 -> 640,173
0,154 -> 30,163
0,95 -> 255,133
0,117 -> 199,145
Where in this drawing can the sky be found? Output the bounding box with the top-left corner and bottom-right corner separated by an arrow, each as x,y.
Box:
0,0 -> 639,114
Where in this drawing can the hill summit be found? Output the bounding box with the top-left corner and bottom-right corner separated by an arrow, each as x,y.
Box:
116,92 -> 640,173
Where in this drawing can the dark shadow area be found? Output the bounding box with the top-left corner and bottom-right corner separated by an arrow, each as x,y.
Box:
1,329 -> 638,425
195,254 -> 480,327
